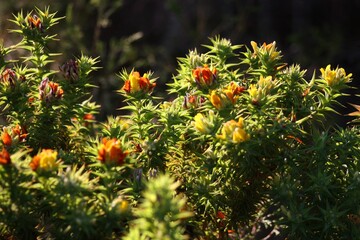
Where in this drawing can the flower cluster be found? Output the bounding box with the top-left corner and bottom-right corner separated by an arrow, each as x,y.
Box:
30,149 -> 58,171
97,138 -> 128,165
0,8 -> 359,239
123,71 -> 155,95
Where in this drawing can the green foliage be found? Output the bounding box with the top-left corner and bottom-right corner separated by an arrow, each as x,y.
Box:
0,6 -> 359,240
124,174 -> 192,240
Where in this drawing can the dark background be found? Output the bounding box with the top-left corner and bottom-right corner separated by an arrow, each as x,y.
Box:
1,0 -> 359,123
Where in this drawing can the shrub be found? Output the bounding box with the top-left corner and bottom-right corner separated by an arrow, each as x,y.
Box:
0,7 -> 359,240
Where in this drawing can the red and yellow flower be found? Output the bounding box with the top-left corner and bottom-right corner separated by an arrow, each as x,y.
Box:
210,82 -> 245,109
123,71 -> 156,94
193,64 -> 217,87
218,118 -> 250,143
0,148 -> 11,165
30,149 -> 58,171
97,138 -> 128,165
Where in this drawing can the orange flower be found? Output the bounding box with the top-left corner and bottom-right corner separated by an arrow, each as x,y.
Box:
210,91 -> 224,110
83,114 -> 95,128
12,125 -> 28,142
30,149 -> 58,171
123,71 -> 155,94
223,82 -> 245,104
48,81 -> 64,98
0,148 -> 11,165
193,64 -> 217,87
97,138 -> 128,165
29,156 -> 40,171
84,113 -> 95,121
39,78 -> 64,102
2,129 -> 12,146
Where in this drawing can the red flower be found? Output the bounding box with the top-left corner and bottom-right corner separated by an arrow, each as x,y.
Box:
0,148 -> 11,165
216,211 -> 226,219
97,138 -> 128,165
192,65 -> 217,87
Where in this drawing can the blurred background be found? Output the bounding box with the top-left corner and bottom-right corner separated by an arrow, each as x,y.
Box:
0,0 -> 359,123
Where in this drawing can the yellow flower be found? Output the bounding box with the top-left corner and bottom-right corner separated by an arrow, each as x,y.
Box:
250,41 -> 280,60
30,149 -> 58,171
250,41 -> 259,55
218,118 -> 250,143
129,71 -> 141,92
210,91 -> 223,110
264,42 -> 280,60
320,64 -> 352,87
112,197 -> 130,214
248,76 -> 274,104
258,75 -> 273,91
248,84 -> 259,100
193,112 -> 214,134
232,128 -> 249,143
